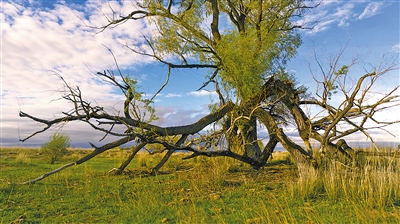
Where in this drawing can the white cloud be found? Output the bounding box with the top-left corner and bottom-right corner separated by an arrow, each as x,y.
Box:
392,44 -> 400,53
294,10 -> 328,34
187,90 -> 217,97
358,2 -> 384,20
152,106 -> 209,127
310,19 -> 336,34
165,93 -> 183,98
334,3 -> 355,28
337,19 -> 349,28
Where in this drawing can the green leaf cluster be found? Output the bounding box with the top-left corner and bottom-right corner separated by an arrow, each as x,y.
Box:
334,65 -> 349,76
146,0 -> 211,63
123,76 -> 158,123
326,65 -> 349,100
216,29 -> 300,100
216,30 -> 271,100
41,133 -> 70,164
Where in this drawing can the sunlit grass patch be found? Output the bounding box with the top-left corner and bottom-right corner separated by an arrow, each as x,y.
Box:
289,149 -> 400,211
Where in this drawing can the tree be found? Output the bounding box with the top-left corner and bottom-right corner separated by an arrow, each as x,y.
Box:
41,133 -> 71,164
20,1 -> 399,184
122,0 -> 306,160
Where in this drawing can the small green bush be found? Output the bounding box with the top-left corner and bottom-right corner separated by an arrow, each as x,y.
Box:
41,133 -> 70,164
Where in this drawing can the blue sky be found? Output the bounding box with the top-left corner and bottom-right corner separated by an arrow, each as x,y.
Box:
1,0 -> 399,148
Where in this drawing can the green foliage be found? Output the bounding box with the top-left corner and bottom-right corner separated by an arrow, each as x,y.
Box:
334,65 -> 349,76
146,0 -> 210,63
123,76 -> 158,123
40,133 -> 70,164
325,80 -> 338,100
216,30 -> 271,99
325,65 -> 349,100
217,29 -> 301,100
143,0 -> 303,101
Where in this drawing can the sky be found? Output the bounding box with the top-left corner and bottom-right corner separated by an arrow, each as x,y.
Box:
1,0 -> 399,148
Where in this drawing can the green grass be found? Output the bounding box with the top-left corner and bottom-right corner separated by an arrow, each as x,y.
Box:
1,147 -> 400,223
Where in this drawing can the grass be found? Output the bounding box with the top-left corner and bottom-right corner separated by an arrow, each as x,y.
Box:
1,147 -> 400,223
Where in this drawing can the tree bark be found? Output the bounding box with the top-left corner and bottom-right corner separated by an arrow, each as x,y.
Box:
243,116 -> 261,160
254,107 -> 316,177
151,134 -> 188,175
110,142 -> 147,175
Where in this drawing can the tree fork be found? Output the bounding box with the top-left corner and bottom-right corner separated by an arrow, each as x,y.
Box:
256,135 -> 279,168
151,134 -> 189,175
274,79 -> 313,154
109,142 -> 147,175
253,107 -> 316,176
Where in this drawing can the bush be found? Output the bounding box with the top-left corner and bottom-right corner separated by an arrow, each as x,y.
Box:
41,133 -> 71,164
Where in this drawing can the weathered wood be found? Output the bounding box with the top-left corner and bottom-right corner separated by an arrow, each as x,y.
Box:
111,142 -> 147,175
151,134 -> 189,175
23,162 -> 76,184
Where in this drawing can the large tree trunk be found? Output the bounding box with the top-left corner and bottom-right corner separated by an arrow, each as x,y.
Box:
225,116 -> 261,160
254,107 -> 316,177
243,116 -> 261,159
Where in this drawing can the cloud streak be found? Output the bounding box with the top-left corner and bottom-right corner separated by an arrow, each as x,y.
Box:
298,1 -> 387,35
187,90 -> 217,97
392,44 -> 400,53
358,2 -> 384,20
165,93 -> 183,98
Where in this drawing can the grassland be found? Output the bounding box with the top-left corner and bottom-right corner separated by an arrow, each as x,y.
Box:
1,147 -> 400,223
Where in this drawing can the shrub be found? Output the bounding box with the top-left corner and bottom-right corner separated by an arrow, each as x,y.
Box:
41,133 -> 71,164
15,151 -> 31,164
